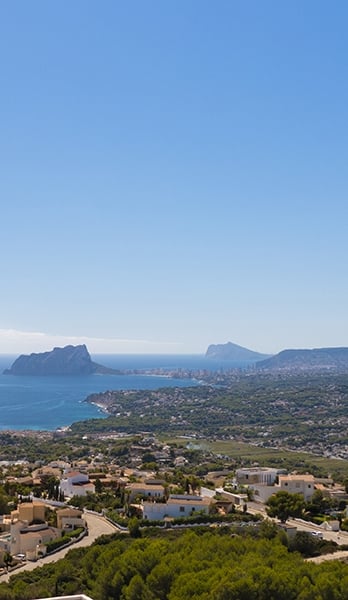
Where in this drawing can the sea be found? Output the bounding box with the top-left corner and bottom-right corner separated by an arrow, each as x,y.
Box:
0,354 -> 240,432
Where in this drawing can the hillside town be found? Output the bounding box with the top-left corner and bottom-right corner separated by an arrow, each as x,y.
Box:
81,372 -> 348,461
0,431 -> 347,571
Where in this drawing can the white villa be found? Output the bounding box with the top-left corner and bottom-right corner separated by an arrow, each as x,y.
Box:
246,472 -> 316,503
142,494 -> 211,520
236,467 -> 285,486
60,471 -> 95,498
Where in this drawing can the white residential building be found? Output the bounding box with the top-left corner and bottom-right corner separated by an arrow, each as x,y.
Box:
236,467 -> 285,486
60,471 -> 95,498
142,494 -> 211,520
9,521 -> 59,558
275,474 -> 315,501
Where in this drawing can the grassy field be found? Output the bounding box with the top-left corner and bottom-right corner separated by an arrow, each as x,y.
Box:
164,436 -> 348,481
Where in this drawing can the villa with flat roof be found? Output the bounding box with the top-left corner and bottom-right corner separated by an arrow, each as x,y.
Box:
60,471 -> 95,498
142,494 -> 211,520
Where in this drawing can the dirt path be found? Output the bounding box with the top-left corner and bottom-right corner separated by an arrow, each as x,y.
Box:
307,550 -> 348,564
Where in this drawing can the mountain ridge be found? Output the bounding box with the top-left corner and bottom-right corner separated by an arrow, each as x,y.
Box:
257,346 -> 348,371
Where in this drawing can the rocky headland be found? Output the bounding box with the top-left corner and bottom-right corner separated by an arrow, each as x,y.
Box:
205,341 -> 271,362
3,344 -> 121,376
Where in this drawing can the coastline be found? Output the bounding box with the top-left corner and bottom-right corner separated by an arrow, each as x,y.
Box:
89,400 -> 112,415
0,354 -> 201,431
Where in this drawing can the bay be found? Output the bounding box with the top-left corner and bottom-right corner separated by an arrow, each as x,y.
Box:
0,354 -> 211,431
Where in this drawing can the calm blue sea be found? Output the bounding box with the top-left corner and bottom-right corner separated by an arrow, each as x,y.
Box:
0,354 -> 239,431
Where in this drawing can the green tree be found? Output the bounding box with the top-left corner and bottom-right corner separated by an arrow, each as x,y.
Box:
123,574 -> 152,600
266,491 -> 305,523
146,563 -> 173,600
288,530 -> 318,557
0,492 -> 10,515
128,517 -> 141,538
306,489 -> 330,516
3,552 -> 12,572
94,478 -> 103,494
257,518 -> 279,539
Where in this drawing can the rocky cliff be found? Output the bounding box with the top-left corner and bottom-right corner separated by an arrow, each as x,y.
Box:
3,344 -> 120,376
205,341 -> 271,362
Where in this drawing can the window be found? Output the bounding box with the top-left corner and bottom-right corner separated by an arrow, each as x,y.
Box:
180,506 -> 185,513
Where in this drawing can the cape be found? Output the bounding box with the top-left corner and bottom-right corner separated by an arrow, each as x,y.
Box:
205,341 -> 271,362
3,344 -> 120,376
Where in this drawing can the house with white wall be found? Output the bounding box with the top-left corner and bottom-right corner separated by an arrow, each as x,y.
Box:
60,471 -> 95,498
10,521 -> 59,557
236,467 -> 285,486
234,469 -> 316,504
142,494 -> 211,520
275,474 -> 315,502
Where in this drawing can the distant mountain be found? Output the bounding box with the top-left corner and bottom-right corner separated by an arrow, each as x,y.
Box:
3,344 -> 120,376
257,347 -> 348,371
205,341 -> 271,362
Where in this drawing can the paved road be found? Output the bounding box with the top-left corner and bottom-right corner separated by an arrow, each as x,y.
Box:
0,513 -> 121,583
247,500 -> 348,561
2,503 -> 347,582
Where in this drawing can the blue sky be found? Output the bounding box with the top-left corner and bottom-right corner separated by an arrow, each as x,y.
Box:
1,1 -> 347,355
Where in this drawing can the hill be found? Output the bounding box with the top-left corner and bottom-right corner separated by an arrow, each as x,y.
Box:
205,341 -> 271,361
258,347 -> 348,371
3,344 -> 120,376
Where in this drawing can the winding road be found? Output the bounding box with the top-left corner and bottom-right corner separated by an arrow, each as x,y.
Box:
0,512 -> 121,583
2,503 -> 347,584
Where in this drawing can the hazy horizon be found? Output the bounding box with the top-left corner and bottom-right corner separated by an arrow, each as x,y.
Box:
1,335 -> 348,358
